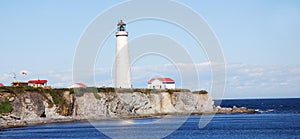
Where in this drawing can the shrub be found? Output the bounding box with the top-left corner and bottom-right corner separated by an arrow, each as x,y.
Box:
0,86 -> 14,93
49,90 -> 63,104
97,87 -> 115,92
86,87 -> 98,93
24,86 -> 39,92
178,89 -> 191,92
192,90 -> 208,94
0,100 -> 13,114
70,88 -> 74,94
72,88 -> 85,97
93,93 -> 101,100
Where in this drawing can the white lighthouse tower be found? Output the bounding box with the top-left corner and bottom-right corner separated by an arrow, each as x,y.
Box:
115,20 -> 131,88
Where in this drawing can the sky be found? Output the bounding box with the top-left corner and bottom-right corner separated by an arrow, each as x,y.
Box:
0,0 -> 300,99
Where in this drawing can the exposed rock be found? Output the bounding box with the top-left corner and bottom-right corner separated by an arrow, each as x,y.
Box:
0,89 -> 255,128
216,106 -> 255,114
8,97 -> 15,102
75,93 -> 107,119
11,97 -> 22,118
73,91 -> 216,119
24,98 -> 31,104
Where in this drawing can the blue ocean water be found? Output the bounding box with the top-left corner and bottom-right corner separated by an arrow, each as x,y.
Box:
1,98 -> 300,139
216,98 -> 300,114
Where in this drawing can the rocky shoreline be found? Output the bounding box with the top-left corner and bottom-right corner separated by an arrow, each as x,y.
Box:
216,106 -> 255,114
0,87 -> 255,129
0,106 -> 255,129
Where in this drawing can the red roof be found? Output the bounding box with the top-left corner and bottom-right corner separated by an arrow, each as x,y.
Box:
74,83 -> 87,87
28,80 -> 48,84
148,78 -> 175,84
0,83 -> 4,86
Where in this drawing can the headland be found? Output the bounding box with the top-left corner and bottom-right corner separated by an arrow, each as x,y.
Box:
0,86 -> 254,129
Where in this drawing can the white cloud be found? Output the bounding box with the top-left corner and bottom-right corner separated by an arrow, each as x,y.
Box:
0,73 -> 11,85
225,63 -> 300,98
1,62 -> 299,98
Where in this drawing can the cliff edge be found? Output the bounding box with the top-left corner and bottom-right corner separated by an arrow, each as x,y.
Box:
0,87 -> 253,128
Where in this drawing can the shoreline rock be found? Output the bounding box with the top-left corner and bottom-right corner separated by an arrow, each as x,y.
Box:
0,107 -> 256,130
0,88 -> 255,129
216,106 -> 255,114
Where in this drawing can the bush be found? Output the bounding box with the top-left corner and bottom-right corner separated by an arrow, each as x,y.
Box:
50,91 -> 63,104
192,90 -> 208,94
0,100 -> 13,114
73,89 -> 84,97
178,89 -> 191,92
24,86 -> 39,92
72,88 -> 88,97
93,93 -> 101,100
70,88 -> 74,94
0,86 -> 14,93
97,87 -> 115,92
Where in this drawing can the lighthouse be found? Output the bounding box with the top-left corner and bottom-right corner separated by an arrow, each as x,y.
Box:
115,20 -> 131,88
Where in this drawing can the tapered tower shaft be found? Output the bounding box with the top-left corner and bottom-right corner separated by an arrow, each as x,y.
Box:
115,20 -> 131,88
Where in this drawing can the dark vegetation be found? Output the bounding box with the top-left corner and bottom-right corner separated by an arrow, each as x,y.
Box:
192,90 -> 208,94
0,100 -> 13,114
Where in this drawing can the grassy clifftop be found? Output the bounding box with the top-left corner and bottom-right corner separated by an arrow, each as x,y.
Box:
0,86 -> 71,115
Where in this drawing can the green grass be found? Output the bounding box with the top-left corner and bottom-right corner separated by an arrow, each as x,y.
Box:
24,86 -> 39,92
49,90 -> 64,104
0,100 -> 13,114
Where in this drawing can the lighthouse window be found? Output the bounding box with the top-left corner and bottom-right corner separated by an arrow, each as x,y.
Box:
119,25 -> 125,31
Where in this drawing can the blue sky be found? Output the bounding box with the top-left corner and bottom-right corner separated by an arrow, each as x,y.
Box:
0,0 -> 300,99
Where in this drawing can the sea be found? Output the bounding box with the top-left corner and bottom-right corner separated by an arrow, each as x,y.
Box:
1,98 -> 300,139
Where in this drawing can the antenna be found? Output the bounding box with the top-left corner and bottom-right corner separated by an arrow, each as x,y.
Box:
10,72 -> 17,82
13,73 -> 16,81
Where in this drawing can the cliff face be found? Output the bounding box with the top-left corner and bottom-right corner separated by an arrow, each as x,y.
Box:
75,91 -> 214,119
0,89 -> 215,127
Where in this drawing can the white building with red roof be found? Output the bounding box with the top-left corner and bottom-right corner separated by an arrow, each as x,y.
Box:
28,79 -> 48,88
147,78 -> 175,89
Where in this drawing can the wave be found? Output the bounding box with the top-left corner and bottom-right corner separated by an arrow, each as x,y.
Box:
255,109 -> 275,113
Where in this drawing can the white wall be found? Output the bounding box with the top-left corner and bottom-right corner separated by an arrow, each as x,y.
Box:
148,79 -> 175,89
165,84 -> 175,89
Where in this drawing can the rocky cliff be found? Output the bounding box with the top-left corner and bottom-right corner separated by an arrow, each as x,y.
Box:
0,87 -> 253,128
74,91 -> 214,119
